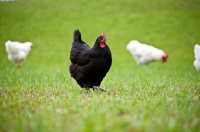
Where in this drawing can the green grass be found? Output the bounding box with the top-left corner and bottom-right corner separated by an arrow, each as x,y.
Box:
0,0 -> 200,132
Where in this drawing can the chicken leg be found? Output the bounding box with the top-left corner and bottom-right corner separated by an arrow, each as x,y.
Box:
16,59 -> 20,68
93,86 -> 106,92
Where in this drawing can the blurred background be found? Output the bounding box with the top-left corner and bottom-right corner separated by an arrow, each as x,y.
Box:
0,0 -> 200,70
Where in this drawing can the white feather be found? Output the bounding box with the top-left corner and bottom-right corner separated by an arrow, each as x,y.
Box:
194,44 -> 200,60
194,44 -> 200,72
5,40 -> 33,67
126,40 -> 168,65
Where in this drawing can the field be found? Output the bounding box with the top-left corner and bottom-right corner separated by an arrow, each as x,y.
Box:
0,0 -> 200,131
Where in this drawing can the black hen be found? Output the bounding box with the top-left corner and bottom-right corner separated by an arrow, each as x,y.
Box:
69,29 -> 112,91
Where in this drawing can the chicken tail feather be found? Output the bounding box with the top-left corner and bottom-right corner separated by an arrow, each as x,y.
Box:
73,29 -> 82,42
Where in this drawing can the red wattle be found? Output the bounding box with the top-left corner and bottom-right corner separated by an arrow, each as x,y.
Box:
100,43 -> 106,48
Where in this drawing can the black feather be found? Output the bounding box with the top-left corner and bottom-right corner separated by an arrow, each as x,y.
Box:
69,29 -> 112,89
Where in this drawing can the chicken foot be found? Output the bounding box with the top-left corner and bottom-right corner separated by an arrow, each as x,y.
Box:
93,86 -> 106,92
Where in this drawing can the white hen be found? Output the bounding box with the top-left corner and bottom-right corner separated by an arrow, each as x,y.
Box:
126,40 -> 168,65
5,40 -> 33,68
194,44 -> 200,72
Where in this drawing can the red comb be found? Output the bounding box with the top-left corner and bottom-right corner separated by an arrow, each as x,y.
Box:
101,32 -> 106,37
